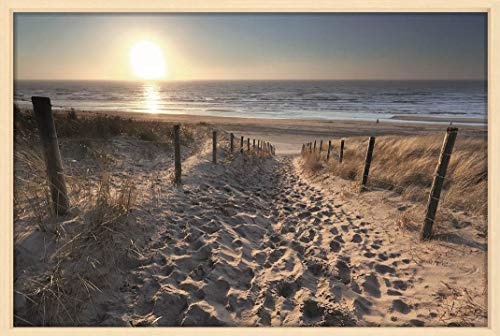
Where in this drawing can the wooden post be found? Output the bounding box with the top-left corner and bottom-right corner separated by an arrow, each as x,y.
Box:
212,130 -> 217,164
339,139 -> 345,163
247,138 -> 250,151
230,133 -> 234,153
421,128 -> 459,240
319,140 -> 323,154
309,142 -> 312,153
301,144 -> 305,155
360,136 -> 375,192
326,140 -> 332,160
31,96 -> 69,216
173,124 -> 182,184
313,140 -> 317,152
253,139 -> 256,150
240,136 -> 244,153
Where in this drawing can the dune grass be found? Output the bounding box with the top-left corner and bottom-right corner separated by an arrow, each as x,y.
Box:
302,133 -> 487,218
13,105 -> 205,326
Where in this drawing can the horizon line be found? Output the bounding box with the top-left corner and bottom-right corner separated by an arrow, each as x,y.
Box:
14,78 -> 487,82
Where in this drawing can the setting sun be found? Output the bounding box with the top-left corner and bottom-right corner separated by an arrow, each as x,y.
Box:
130,40 -> 167,80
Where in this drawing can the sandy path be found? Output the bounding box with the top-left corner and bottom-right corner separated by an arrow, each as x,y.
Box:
121,141 -> 356,326
94,137 -> 485,327
270,157 -> 423,326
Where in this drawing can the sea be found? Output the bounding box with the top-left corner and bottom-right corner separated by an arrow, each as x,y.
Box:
14,80 -> 487,123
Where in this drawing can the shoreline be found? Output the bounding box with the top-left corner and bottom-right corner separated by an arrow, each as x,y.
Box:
51,109 -> 487,155
390,114 -> 486,124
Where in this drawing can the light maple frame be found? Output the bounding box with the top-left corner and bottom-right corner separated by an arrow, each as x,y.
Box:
0,1 -> 497,335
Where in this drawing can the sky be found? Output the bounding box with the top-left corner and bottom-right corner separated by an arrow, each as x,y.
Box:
14,13 -> 487,81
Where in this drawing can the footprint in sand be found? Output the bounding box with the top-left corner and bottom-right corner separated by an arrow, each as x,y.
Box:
152,286 -> 189,326
334,235 -> 345,243
362,273 -> 381,298
335,260 -> 351,284
353,296 -> 373,317
329,240 -> 341,253
392,280 -> 408,291
391,299 -> 411,314
387,289 -> 402,296
363,251 -> 376,258
307,259 -> 326,276
351,234 -> 363,243
374,264 -> 396,275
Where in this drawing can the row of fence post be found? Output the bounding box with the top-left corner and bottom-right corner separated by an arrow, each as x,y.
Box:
300,128 -> 458,240
227,132 -> 275,156
31,97 -> 276,217
302,138 -> 345,164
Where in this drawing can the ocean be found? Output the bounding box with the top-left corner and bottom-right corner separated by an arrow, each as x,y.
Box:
14,80 -> 487,122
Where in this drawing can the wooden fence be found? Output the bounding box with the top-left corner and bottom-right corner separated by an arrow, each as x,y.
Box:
30,97 -> 276,214
300,128 -> 459,240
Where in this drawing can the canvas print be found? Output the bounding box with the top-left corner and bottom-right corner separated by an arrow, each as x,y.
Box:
13,13 -> 487,327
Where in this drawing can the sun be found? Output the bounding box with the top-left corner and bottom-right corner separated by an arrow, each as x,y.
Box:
130,40 -> 167,80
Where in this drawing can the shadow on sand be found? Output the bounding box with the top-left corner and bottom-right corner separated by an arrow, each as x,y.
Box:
433,232 -> 487,251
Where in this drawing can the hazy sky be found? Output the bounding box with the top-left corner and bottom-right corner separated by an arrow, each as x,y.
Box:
14,13 -> 487,81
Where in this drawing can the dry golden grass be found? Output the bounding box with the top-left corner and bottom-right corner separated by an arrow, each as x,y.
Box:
13,105 -> 207,326
13,104 -> 270,326
15,105 -> 196,146
302,133 -> 487,217
15,174 -> 138,326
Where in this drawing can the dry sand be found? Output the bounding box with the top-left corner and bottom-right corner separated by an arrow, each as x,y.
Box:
14,112 -> 487,327
57,110 -> 487,155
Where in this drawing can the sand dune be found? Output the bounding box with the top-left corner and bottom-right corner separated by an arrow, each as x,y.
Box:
14,112 -> 487,327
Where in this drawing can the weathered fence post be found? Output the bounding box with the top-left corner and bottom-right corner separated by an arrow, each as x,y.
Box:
31,96 -> 69,216
173,124 -> 182,184
309,142 -> 312,153
247,138 -> 250,151
230,132 -> 234,153
212,130 -> 217,164
319,140 -> 323,154
360,136 -> 376,192
253,139 -> 256,150
301,144 -> 305,155
313,140 -> 317,152
240,136 -> 244,153
326,140 -> 332,160
421,127 -> 458,240
339,139 -> 345,163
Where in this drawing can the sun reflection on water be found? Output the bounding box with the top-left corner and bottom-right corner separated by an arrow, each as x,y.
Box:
142,83 -> 161,113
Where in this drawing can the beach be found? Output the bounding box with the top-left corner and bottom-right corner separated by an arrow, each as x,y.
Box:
55,109 -> 487,154
10,11 -> 489,329
13,108 -> 487,327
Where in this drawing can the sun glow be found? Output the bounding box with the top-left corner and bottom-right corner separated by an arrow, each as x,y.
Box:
130,40 -> 167,80
143,83 -> 161,113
